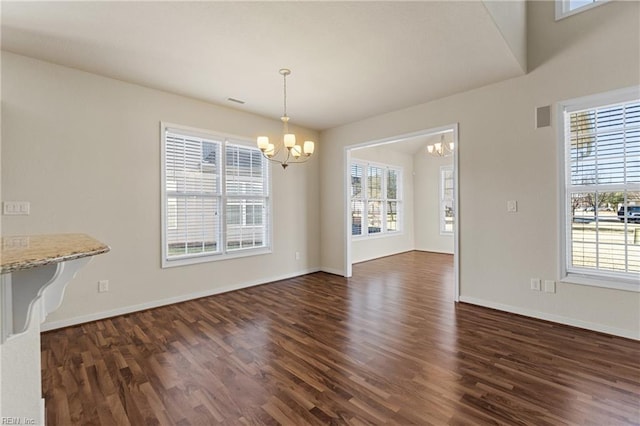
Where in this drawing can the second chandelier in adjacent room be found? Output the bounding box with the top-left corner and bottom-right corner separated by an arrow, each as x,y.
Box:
426,134 -> 454,157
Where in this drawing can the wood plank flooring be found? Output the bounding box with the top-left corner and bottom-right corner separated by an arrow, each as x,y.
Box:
41,251 -> 640,425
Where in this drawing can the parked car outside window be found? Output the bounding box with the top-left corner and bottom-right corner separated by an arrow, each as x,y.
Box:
618,205 -> 640,223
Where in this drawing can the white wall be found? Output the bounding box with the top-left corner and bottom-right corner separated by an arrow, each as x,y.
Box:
320,1 -> 640,338
350,145 -> 414,263
414,135 -> 454,254
1,52 -> 320,328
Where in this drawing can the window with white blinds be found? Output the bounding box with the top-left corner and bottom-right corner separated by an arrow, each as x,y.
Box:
350,160 -> 402,237
225,144 -> 268,252
386,169 -> 400,232
440,166 -> 454,234
162,125 -> 270,267
561,88 -> 640,286
351,163 -> 364,236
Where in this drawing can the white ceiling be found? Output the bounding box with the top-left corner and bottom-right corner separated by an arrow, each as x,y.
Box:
1,1 -> 525,131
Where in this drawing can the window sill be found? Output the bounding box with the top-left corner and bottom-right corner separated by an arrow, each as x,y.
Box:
561,274 -> 639,293
352,231 -> 403,241
162,247 -> 272,268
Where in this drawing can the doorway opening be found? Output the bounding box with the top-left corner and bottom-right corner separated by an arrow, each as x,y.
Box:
343,124 -> 459,301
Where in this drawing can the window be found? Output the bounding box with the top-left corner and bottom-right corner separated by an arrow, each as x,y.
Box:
162,124 -> 270,267
351,161 -> 402,237
440,166 -> 454,234
560,88 -> 640,288
386,168 -> 400,232
556,0 -> 608,20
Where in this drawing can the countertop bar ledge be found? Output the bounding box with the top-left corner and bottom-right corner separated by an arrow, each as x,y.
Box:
0,233 -> 110,274
0,233 -> 110,422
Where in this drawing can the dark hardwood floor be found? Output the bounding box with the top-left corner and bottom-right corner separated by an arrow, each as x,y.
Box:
41,251 -> 640,425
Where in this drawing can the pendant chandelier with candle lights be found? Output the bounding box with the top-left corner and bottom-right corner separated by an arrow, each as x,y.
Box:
257,69 -> 315,169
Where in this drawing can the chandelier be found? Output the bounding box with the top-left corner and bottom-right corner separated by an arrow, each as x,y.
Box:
426,134 -> 454,157
257,69 -> 315,169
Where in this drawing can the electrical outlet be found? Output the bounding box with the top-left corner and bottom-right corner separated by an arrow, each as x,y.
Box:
544,280 -> 556,293
530,278 -> 541,291
3,201 -> 30,215
98,280 -> 109,293
295,251 -> 300,260
2,236 -> 30,249
507,200 -> 518,213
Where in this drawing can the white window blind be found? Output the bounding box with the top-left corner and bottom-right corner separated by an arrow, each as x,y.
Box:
162,125 -> 270,267
165,132 -> 221,258
367,165 -> 384,234
563,93 -> 640,281
350,160 -> 402,237
225,144 -> 269,251
351,163 -> 364,236
387,169 -> 399,232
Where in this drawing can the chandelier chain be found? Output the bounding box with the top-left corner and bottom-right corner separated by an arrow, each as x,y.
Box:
282,71 -> 288,133
283,72 -> 287,118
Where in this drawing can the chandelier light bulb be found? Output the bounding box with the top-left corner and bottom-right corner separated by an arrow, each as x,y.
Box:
257,136 -> 269,151
303,141 -> 315,155
284,133 -> 296,148
265,143 -> 275,158
291,145 -> 302,158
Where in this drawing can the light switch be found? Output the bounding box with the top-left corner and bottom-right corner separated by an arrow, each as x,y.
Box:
507,200 -> 518,213
98,280 -> 109,293
530,278 -> 541,291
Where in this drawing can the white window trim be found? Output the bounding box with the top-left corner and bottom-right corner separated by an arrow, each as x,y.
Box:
555,0 -> 609,21
350,160 -> 403,239
557,87 -> 640,292
161,122 -> 272,268
440,165 -> 454,236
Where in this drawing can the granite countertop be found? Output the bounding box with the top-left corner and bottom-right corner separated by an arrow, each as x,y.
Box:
0,233 -> 110,274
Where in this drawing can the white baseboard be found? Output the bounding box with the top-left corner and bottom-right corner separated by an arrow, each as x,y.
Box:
352,249 -> 420,265
41,268 -> 320,331
414,248 -> 454,255
40,397 -> 45,425
319,267 -> 345,276
459,295 -> 639,340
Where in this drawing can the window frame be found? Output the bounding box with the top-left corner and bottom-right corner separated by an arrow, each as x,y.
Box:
555,0 -> 609,20
161,122 -> 272,268
557,87 -> 640,292
350,160 -> 403,238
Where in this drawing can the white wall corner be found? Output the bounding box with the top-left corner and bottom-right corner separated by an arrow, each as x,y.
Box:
320,267 -> 346,277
